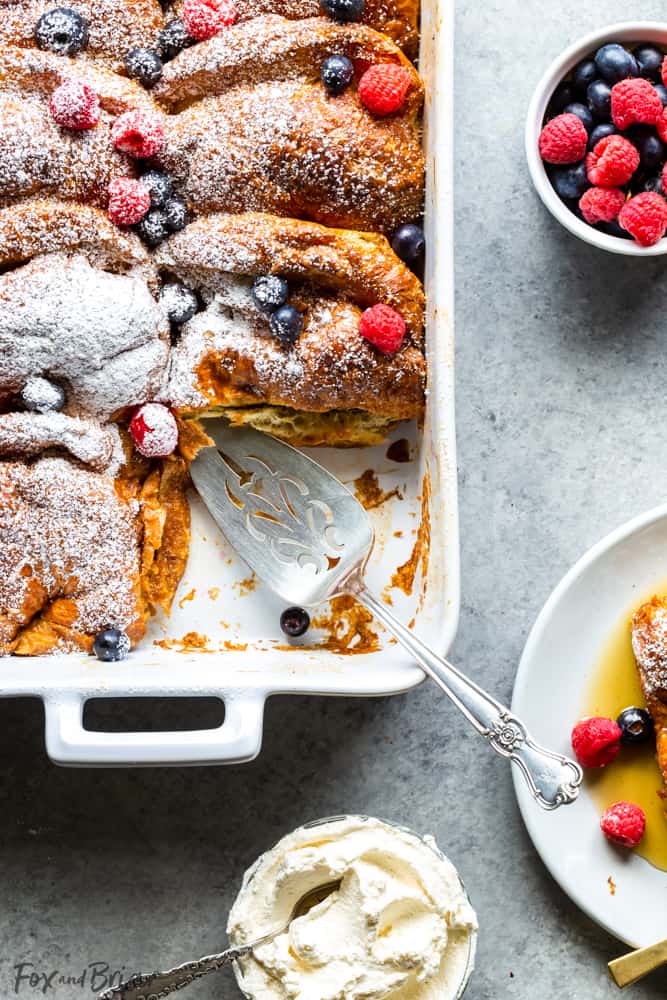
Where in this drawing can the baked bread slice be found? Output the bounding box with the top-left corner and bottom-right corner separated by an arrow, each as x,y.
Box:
0,452 -> 190,656
0,199 -> 170,419
0,47 -> 159,208
0,0 -> 164,71
632,596 -> 667,792
155,16 -> 424,233
156,212 -> 425,446
171,0 -> 420,56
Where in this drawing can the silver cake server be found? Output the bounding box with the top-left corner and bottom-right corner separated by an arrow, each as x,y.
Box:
190,422 -> 582,811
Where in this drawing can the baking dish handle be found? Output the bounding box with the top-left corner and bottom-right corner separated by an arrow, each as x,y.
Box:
42,691 -> 266,767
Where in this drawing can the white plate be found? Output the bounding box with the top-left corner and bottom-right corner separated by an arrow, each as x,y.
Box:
0,0 -> 458,767
512,504 -> 667,948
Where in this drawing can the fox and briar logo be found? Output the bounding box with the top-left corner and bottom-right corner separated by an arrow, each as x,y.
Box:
10,962 -> 128,995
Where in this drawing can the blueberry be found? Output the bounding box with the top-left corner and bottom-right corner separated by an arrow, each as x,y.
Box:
550,160 -> 590,201
136,209 -> 170,246
563,101 -> 594,132
321,54 -> 355,95
270,304 -> 304,343
320,0 -> 365,22
391,222 -> 425,262
139,170 -> 173,208
633,44 -> 664,81
158,18 -> 192,62
550,81 -> 575,114
572,58 -> 597,96
163,197 -> 189,232
594,43 -> 638,84
252,275 -> 289,313
627,125 -> 665,170
639,172 -> 665,194
588,122 -> 616,151
597,218 -> 633,239
587,78 -> 612,120
21,376 -> 65,413
93,629 -> 130,662
616,707 -> 655,746
34,7 -> 89,56
125,47 -> 163,88
280,607 -> 310,638
160,282 -> 199,324
655,82 -> 667,106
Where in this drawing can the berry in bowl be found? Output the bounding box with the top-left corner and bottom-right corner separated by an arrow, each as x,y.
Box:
526,23 -> 667,254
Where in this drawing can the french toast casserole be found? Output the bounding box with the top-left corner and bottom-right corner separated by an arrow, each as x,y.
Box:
0,0 -> 426,656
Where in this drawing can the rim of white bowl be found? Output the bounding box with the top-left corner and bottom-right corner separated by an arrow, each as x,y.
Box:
526,21 -> 667,256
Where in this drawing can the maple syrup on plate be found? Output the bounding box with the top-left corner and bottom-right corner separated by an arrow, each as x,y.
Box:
583,602 -> 667,872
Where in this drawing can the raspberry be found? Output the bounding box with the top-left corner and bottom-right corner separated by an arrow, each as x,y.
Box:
111,110 -> 165,159
107,178 -> 151,226
359,304 -> 406,354
358,63 -> 413,116
130,403 -> 179,458
610,78 -> 663,130
662,54 -> 667,88
571,717 -> 621,769
181,0 -> 237,41
600,801 -> 646,848
579,186 -> 626,225
656,106 -> 667,143
586,134 -> 639,186
619,192 -> 667,246
538,113 -> 588,165
662,162 -> 667,196
49,79 -> 100,130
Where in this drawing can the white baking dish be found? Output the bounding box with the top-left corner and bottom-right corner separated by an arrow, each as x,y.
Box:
0,0 -> 458,766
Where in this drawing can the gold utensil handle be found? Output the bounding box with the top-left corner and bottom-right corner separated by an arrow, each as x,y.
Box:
609,939 -> 667,988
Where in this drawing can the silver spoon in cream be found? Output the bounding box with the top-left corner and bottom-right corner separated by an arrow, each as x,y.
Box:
98,881 -> 341,1000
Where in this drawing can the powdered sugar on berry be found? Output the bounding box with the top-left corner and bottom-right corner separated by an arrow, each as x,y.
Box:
130,403 -> 179,457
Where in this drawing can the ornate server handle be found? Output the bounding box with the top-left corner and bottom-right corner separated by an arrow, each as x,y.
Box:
356,585 -> 583,811
98,944 -> 254,1000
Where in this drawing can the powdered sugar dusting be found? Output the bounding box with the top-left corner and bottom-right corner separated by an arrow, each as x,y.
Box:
0,0 -> 165,70
0,97 -> 134,208
158,78 -> 423,232
0,456 -> 143,655
0,46 -> 163,208
0,253 -> 170,418
0,412 -> 123,472
633,602 -> 667,701
165,277 -> 423,417
155,16 -> 416,107
171,0 -> 419,54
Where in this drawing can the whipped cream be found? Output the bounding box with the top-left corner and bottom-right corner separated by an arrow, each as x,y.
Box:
228,816 -> 477,1000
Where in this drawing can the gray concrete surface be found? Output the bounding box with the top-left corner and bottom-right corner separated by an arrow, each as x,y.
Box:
2,2 -> 667,998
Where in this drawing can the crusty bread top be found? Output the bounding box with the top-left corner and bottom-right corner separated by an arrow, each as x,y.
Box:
632,596 -> 667,788
0,0 -> 164,70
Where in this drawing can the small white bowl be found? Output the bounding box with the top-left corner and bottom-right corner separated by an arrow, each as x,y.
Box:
526,22 -> 667,256
230,815 -> 477,999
